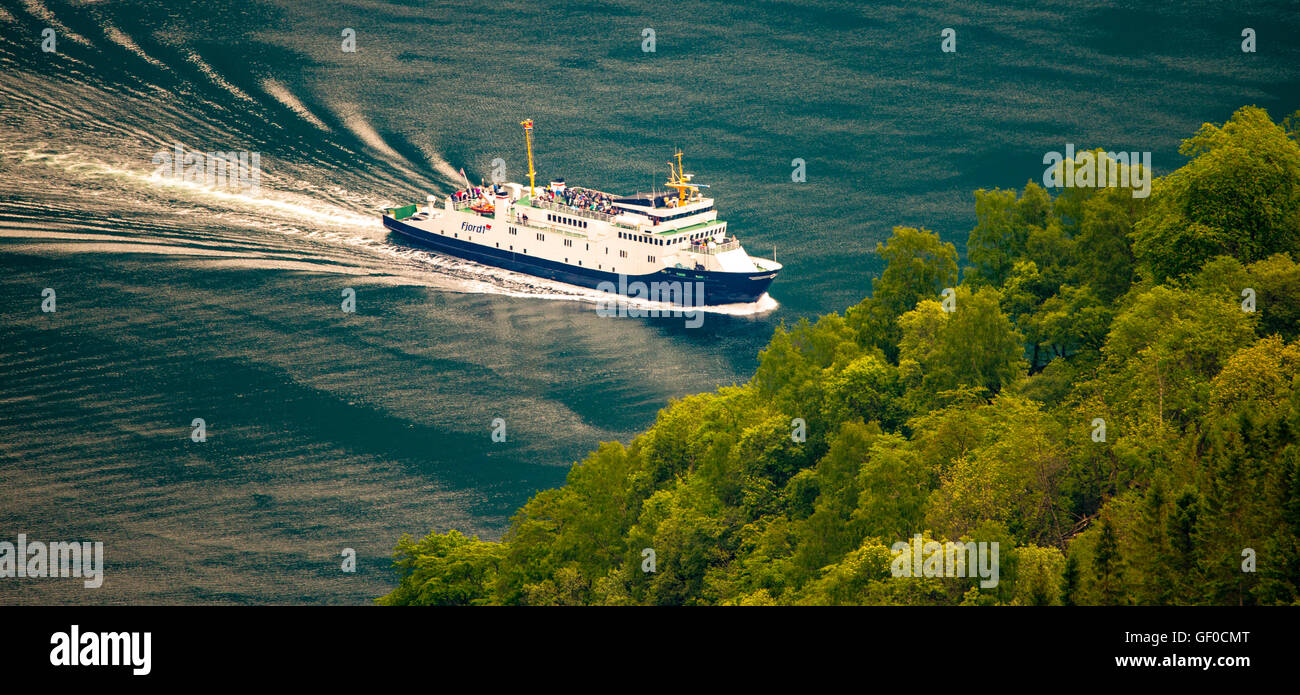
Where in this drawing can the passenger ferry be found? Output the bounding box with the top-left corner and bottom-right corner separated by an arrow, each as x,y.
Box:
381,120 -> 781,306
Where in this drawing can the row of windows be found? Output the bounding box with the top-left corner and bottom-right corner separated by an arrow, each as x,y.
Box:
647,205 -> 713,224
616,228 -> 723,246
548,213 -> 589,229
618,231 -> 670,246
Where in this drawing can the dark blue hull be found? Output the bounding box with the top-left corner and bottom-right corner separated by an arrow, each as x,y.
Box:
383,215 -> 777,306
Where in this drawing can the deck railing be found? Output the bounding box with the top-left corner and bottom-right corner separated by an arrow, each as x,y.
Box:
685,239 -> 740,255
529,198 -> 618,223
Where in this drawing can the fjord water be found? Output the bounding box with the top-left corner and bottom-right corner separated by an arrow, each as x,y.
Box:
1,1 -> 1296,604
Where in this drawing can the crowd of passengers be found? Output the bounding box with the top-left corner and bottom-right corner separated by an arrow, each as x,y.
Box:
451,184 -> 502,203
536,185 -> 615,214
451,184 -> 616,216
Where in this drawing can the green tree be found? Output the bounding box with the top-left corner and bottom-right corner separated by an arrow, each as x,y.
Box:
1072,178 -> 1143,301
924,396 -> 1068,545
378,530 -> 503,606
1093,515 -> 1123,605
852,433 -> 929,540
1248,253 -> 1300,340
899,287 -> 1026,403
870,226 -> 960,318
1132,106 -> 1300,281
847,226 -> 958,360
966,184 -> 1050,286
1061,552 -> 1080,606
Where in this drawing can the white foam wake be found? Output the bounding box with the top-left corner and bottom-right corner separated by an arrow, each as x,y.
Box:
5,134 -> 776,314
20,0 -> 92,47
101,24 -> 170,71
186,50 -> 257,105
329,101 -> 442,192
261,78 -> 330,132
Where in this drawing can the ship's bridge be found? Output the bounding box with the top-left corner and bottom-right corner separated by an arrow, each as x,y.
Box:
612,196 -> 716,229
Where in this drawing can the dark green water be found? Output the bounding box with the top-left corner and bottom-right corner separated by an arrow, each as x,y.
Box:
1,0 -> 1296,603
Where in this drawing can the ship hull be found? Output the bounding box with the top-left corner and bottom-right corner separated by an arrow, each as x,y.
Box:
383,215 -> 776,306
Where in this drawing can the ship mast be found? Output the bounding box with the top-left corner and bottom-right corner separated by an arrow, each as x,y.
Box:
520,119 -> 537,199
666,149 -> 697,204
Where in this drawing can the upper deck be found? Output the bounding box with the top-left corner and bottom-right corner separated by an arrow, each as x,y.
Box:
503,184 -> 721,237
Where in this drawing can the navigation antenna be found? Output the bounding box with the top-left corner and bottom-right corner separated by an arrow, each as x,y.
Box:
520,119 -> 537,199
666,149 -> 698,204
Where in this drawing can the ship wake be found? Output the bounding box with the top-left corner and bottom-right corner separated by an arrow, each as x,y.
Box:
0,20 -> 778,314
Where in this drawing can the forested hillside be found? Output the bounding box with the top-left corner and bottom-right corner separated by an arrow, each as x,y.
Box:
381,106 -> 1300,606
